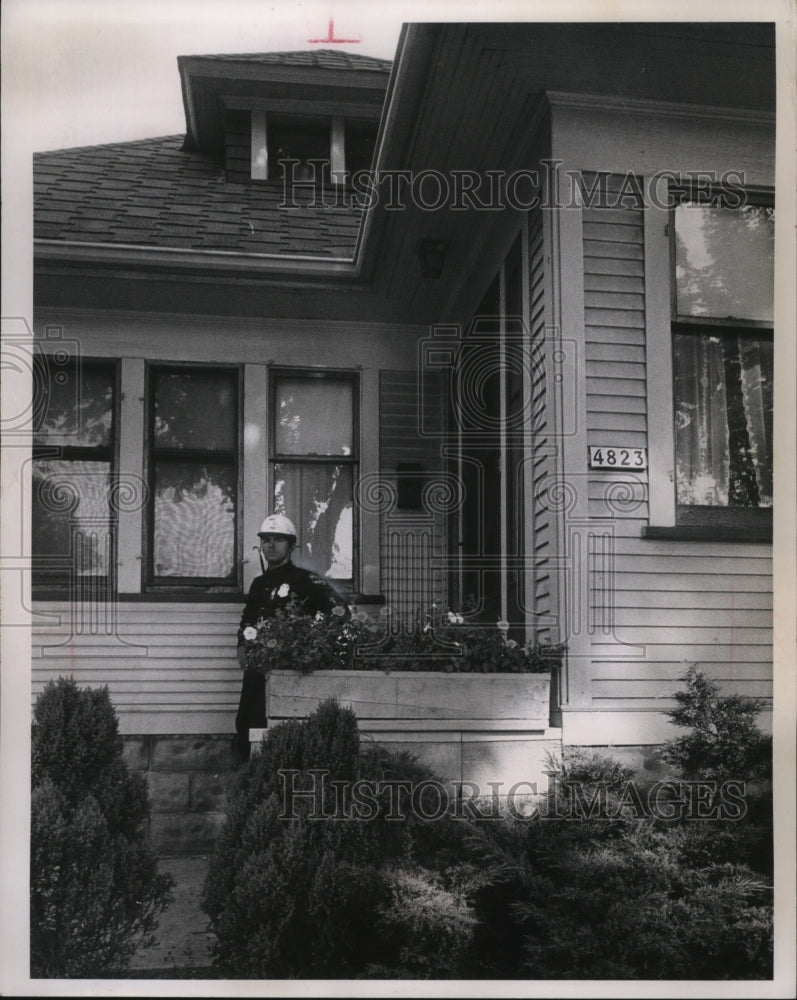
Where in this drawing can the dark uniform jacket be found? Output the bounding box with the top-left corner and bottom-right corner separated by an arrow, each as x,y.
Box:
237,561 -> 348,647
234,561 -> 348,757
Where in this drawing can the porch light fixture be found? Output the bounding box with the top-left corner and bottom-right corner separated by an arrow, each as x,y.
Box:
417,239 -> 447,278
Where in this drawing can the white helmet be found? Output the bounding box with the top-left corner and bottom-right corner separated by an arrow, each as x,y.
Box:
257,513 -> 297,542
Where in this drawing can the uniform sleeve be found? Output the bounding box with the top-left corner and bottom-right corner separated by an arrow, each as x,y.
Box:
237,577 -> 264,646
299,573 -> 350,619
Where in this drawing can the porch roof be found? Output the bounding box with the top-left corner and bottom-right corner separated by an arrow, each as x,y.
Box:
33,135 -> 363,258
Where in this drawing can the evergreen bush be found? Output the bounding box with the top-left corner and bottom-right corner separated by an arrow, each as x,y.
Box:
202,698 -> 472,978
660,665 -> 772,781
462,668 -> 774,979
364,867 -> 475,979
30,677 -> 173,978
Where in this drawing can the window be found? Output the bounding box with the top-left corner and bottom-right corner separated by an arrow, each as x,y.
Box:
271,371 -> 357,587
147,366 -> 239,588
226,107 -> 379,187
670,198 -> 774,532
267,115 -> 334,186
32,359 -> 117,591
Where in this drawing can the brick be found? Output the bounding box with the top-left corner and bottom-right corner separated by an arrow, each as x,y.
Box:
149,813 -> 226,856
122,735 -> 149,771
147,772 -> 191,813
191,771 -> 239,812
150,735 -> 238,772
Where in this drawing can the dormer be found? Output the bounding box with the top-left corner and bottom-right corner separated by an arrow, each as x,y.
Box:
178,50 -> 391,187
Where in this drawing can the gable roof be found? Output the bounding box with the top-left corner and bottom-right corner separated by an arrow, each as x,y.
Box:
34,135 -> 363,258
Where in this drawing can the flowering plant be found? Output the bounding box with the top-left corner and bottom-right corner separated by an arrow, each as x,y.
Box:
239,598 -> 563,676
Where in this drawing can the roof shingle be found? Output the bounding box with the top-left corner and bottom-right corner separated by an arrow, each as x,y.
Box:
34,135 -> 363,258
181,49 -> 392,73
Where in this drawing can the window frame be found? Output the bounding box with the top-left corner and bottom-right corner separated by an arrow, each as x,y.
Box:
643,185 -> 774,542
268,366 -> 360,590
245,108 -> 379,189
31,355 -> 120,595
143,361 -> 243,593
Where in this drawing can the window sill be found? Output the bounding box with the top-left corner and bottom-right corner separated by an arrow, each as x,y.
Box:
642,525 -> 772,543
32,590 -> 247,603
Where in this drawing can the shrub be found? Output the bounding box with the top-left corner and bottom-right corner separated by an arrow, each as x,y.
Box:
465,795 -> 773,979
202,698 -> 473,978
463,683 -> 774,981
660,665 -> 772,781
364,867 -> 476,979
30,678 -> 173,978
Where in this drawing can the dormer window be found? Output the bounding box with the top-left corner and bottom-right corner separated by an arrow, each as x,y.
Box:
225,107 -> 377,187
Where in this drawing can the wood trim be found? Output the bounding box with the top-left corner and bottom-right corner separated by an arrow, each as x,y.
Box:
330,115 -> 346,185
643,199 -> 676,527
360,367 -> 381,597
553,171 -> 590,708
250,109 -> 267,181
545,89 -> 776,126
117,358 -> 145,593
114,592 -> 245,603
242,364 -> 268,593
562,708 -> 773,745
643,524 -> 772,543
35,239 -> 361,273
224,96 -> 384,119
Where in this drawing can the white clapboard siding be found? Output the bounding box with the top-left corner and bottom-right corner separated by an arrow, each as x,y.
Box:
592,660 -> 772,681
581,182 -> 772,710
31,601 -> 243,734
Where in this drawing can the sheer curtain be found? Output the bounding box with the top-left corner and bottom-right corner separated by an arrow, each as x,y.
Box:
674,333 -> 773,508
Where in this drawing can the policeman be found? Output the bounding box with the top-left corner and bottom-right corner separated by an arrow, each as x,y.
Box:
234,513 -> 348,759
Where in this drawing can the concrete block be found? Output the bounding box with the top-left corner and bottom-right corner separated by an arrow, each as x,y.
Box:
150,735 -> 238,772
122,735 -> 150,771
366,737 -> 463,787
150,812 -> 226,856
146,772 -> 190,813
461,736 -> 561,796
191,771 -> 239,813
564,744 -> 670,779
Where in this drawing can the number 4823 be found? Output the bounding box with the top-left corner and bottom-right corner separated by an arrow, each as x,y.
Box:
589,446 -> 647,469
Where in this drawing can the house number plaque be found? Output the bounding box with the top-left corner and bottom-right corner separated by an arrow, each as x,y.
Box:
588,446 -> 647,470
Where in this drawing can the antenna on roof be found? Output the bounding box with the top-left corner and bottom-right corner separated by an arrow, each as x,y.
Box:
308,17 -> 362,44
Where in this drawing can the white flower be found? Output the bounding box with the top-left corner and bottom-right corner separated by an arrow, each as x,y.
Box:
497,619 -> 510,632
242,626 -> 258,642
447,611 -> 464,625
506,639 -> 518,649
277,583 -> 290,598
314,611 -> 324,622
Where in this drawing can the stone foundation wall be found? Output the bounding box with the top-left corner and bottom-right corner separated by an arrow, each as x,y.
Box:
564,745 -> 668,778
123,735 -> 241,855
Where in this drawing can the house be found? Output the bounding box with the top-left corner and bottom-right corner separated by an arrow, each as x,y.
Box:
32,24 -> 775,851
